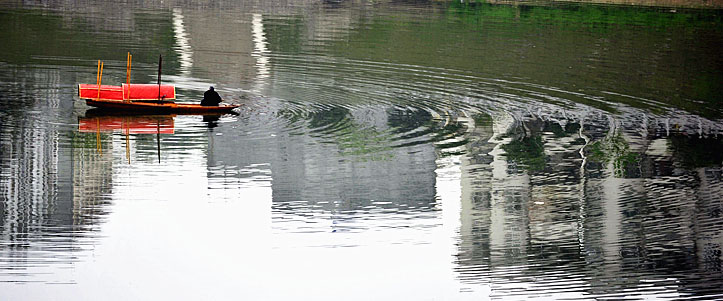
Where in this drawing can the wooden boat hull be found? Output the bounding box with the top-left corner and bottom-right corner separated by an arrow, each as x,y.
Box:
85,99 -> 240,114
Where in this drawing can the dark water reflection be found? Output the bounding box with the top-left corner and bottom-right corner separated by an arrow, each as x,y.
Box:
1,0 -> 722,299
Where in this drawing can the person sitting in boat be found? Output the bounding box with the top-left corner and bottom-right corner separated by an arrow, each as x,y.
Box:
201,86 -> 222,106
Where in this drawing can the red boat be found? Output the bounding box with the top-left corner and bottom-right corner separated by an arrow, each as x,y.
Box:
78,84 -> 240,113
79,55 -> 240,114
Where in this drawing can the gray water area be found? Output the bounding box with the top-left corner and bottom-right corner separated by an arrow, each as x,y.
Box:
1,0 -> 722,299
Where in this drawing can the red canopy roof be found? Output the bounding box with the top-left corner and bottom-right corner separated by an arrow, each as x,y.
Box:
79,84 -> 176,101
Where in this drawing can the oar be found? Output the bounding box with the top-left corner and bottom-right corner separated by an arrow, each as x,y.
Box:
157,54 -> 163,103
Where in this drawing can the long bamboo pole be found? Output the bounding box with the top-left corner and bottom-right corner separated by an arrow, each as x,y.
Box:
96,60 -> 100,84
124,53 -> 129,101
126,53 -> 132,102
96,60 -> 101,100
96,61 -> 104,101
126,52 -> 130,84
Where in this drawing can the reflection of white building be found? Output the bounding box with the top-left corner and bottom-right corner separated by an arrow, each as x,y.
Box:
178,9 -> 258,89
71,138 -> 114,226
1,69 -> 70,233
695,167 -> 723,272
455,112 -> 533,284
0,68 -> 113,279
208,106 -> 438,212
453,108 -> 723,296
457,113 -> 495,282
641,131 -> 723,275
487,113 -> 530,267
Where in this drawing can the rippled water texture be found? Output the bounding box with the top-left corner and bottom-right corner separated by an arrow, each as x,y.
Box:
1,1 -> 722,299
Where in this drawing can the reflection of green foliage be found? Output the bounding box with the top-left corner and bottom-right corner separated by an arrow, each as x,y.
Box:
337,126 -> 394,161
447,2 -> 723,29
0,9 -> 180,77
472,113 -> 493,127
306,106 -> 394,161
544,122 -> 580,138
316,1 -> 722,118
502,135 -> 546,171
587,140 -> 607,163
388,110 -> 473,157
262,15 -> 306,54
387,109 -> 433,133
430,121 -> 470,157
276,108 -> 304,126
670,135 -> 723,169
616,152 -> 640,176
587,131 -> 640,177
688,73 -> 723,118
430,122 -> 465,143
308,107 -> 349,129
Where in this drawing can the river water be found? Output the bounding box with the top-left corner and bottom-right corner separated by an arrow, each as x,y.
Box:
1,1 -> 722,300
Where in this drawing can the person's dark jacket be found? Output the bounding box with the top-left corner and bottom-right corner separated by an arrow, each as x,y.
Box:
201,88 -> 222,106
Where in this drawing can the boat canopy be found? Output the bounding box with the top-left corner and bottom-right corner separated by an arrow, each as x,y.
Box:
79,84 -> 176,101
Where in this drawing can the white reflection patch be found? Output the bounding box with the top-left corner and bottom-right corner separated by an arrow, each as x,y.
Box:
173,8 -> 193,76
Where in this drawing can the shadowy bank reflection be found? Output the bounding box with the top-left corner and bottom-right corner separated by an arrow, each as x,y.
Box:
456,111 -> 723,298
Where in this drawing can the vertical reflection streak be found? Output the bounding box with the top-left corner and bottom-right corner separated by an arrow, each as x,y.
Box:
601,119 -> 622,273
487,112 -> 531,291
435,143 -> 465,295
577,118 -> 589,248
173,8 -> 193,76
251,13 -> 270,94
488,113 -> 511,268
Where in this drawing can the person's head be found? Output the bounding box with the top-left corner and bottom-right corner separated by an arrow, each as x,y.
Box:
209,86 -> 214,91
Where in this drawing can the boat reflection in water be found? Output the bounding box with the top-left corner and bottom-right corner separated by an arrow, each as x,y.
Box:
79,112 -> 175,135
78,110 -> 175,163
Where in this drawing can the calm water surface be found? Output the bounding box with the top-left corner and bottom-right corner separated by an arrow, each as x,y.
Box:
1,1 -> 722,299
